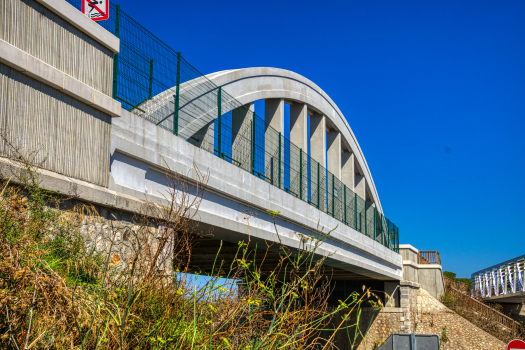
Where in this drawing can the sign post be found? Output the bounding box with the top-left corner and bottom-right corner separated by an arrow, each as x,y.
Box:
82,0 -> 109,21
508,339 -> 525,350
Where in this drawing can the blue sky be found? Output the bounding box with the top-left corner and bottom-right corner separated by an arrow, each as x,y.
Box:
117,0 -> 525,278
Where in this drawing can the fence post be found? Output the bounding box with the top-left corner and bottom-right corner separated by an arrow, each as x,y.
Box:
299,150 -> 303,200
112,4 -> 121,100
317,163 -> 320,209
148,59 -> 154,99
332,173 -> 335,217
278,132 -> 282,189
365,202 -> 368,237
217,86 -> 222,157
173,52 -> 180,136
354,193 -> 357,231
344,185 -> 347,225
251,112 -> 256,175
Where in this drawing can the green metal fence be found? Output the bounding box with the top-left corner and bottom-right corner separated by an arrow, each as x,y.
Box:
65,0 -> 399,252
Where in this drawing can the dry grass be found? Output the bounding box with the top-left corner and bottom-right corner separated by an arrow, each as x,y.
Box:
0,141 -> 386,350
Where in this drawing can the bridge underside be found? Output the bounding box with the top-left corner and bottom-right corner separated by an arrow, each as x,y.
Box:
187,230 -> 376,282
483,292 -> 525,304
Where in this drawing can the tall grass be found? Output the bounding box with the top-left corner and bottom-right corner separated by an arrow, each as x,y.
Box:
0,145 -> 386,349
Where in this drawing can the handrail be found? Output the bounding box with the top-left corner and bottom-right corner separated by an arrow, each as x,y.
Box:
446,285 -> 523,331
418,251 -> 441,265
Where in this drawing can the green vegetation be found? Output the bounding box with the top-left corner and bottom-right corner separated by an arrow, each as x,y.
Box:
0,151 -> 387,349
443,271 -> 472,290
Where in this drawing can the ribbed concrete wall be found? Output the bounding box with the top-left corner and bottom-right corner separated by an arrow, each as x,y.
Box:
0,0 -> 113,95
0,63 -> 111,186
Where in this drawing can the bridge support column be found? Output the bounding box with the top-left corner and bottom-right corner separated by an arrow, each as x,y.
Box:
232,103 -> 254,172
265,99 -> 284,187
354,165 -> 366,200
290,102 -> 307,197
326,131 -> 341,180
341,152 -> 354,191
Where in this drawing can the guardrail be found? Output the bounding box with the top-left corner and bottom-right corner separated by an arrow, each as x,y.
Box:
418,251 -> 441,265
64,0 -> 400,252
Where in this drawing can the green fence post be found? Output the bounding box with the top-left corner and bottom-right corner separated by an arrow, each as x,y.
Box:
299,150 -> 303,200
112,4 -> 120,100
173,52 -> 180,136
317,163 -> 320,209
365,203 -> 368,237
344,185 -> 347,225
148,59 -> 154,99
332,174 -> 335,217
278,132 -> 282,189
217,86 -> 222,157
251,112 -> 256,175
354,193 -> 357,231
372,207 -> 377,240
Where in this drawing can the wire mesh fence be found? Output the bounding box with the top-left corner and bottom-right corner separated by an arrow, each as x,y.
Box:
66,0 -> 399,252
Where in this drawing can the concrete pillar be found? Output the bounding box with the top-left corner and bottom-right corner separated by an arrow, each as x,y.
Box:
265,99 -> 284,187
232,103 -> 254,172
341,152 -> 354,190
326,131 -> 341,180
289,102 -> 307,197
265,99 -> 284,132
354,169 -> 366,200
309,113 -> 326,166
310,114 -> 326,210
290,103 -> 308,151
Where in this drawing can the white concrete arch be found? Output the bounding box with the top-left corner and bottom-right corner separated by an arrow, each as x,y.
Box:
140,67 -> 383,213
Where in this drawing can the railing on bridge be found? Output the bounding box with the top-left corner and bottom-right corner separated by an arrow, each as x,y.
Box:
65,0 -> 399,253
471,257 -> 525,299
418,251 -> 441,265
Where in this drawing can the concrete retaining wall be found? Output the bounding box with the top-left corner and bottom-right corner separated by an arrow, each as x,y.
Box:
0,63 -> 112,186
399,245 -> 445,300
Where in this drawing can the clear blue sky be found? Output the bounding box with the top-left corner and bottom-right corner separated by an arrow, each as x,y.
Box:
118,0 -> 525,278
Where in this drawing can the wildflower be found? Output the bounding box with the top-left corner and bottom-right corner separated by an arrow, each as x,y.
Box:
238,241 -> 247,247
338,300 -> 349,309
221,337 -> 231,348
266,210 -> 280,218
291,292 -> 299,298
204,318 -> 212,325
208,304 -> 217,313
176,289 -> 184,296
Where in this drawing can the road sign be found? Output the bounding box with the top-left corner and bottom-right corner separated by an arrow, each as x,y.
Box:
508,339 -> 525,350
82,0 -> 109,22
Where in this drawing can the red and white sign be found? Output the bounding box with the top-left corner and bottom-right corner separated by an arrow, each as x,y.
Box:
82,0 -> 109,22
508,339 -> 525,350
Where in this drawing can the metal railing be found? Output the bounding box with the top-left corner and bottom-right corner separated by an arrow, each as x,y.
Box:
65,0 -> 400,252
471,258 -> 525,298
418,251 -> 441,265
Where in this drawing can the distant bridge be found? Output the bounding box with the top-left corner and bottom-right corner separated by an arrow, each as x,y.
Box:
472,255 -> 525,303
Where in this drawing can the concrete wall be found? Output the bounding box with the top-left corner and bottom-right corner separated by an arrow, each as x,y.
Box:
399,245 -> 445,300
0,0 -> 115,95
0,0 -> 120,186
0,62 -> 112,186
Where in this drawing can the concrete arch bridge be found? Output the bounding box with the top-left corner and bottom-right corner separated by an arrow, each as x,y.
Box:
110,67 -> 402,296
